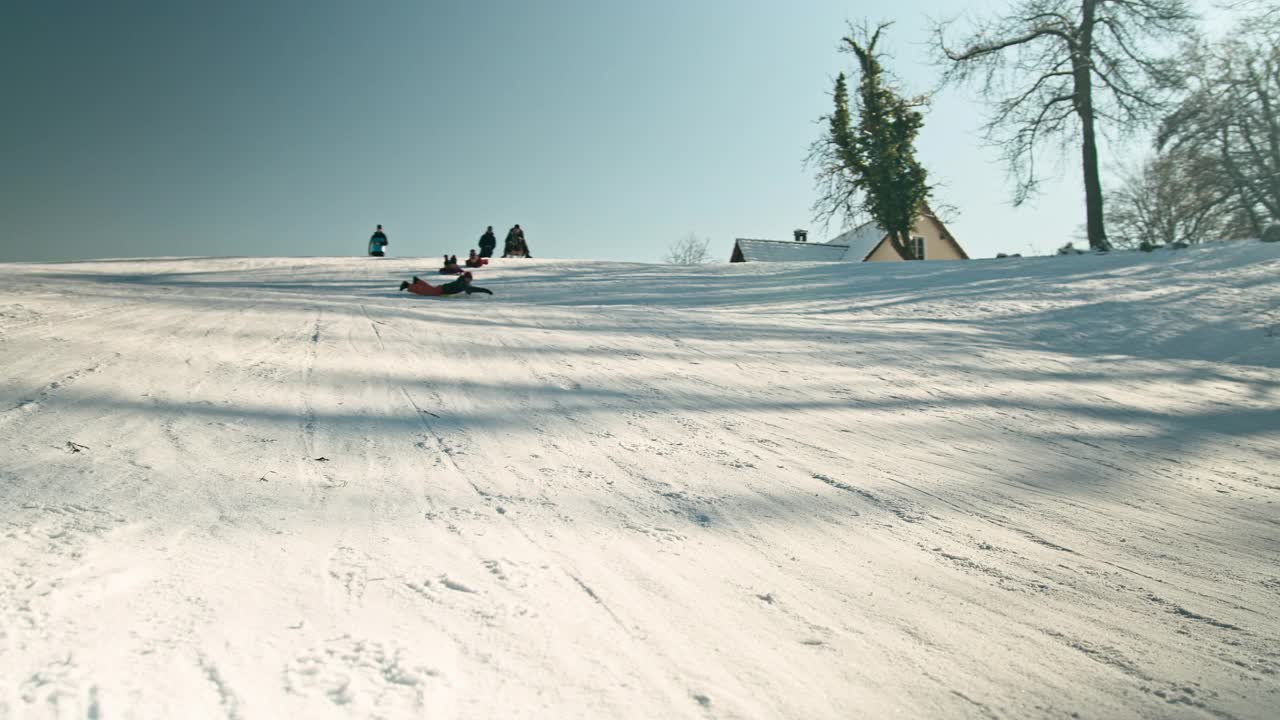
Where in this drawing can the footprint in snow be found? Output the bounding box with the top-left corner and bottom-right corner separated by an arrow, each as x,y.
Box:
439,575 -> 476,593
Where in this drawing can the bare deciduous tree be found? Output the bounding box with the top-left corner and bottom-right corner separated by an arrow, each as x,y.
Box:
1109,150 -> 1234,247
1158,13 -> 1280,236
935,0 -> 1197,251
665,233 -> 712,265
1215,0 -> 1278,20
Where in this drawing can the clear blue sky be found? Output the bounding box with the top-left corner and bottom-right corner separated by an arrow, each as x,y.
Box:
0,0 -> 1228,263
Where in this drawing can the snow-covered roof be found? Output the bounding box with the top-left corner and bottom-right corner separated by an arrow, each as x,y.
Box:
825,221 -> 890,261
733,238 -> 851,262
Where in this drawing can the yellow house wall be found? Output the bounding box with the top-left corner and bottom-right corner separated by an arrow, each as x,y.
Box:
862,216 -> 966,261
918,216 -> 965,260
864,240 -> 901,262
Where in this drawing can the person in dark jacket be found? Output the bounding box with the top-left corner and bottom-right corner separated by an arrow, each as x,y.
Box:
502,226 -> 520,257
368,225 -> 388,256
399,272 -> 493,296
441,271 -> 492,295
478,226 -> 497,258
514,225 -> 531,258
503,224 -> 532,258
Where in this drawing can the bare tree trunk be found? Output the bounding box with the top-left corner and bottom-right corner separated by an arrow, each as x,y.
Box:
1218,125 -> 1267,231
1256,63 -> 1280,218
1076,0 -> 1111,251
1080,107 -> 1110,250
888,229 -> 912,260
936,0 -> 1193,249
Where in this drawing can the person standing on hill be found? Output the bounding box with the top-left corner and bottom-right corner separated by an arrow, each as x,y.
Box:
478,226 -> 497,258
368,225 -> 389,257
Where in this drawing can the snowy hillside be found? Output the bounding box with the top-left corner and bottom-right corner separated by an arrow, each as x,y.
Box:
1,243 -> 1278,719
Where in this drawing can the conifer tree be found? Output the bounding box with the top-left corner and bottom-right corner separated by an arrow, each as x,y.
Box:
812,23 -> 930,260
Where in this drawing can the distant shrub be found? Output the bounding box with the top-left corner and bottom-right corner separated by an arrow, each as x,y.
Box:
1139,240 -> 1159,252
1262,223 -> 1280,243
1056,242 -> 1086,255
665,233 -> 712,264
995,252 -> 1022,258
1169,241 -> 1190,249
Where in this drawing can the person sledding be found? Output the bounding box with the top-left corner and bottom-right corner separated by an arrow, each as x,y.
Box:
399,272 -> 493,296
502,225 -> 531,258
502,226 -> 519,257
478,226 -> 497,258
438,254 -> 464,275
464,249 -> 488,268
514,226 -> 532,258
368,224 -> 389,256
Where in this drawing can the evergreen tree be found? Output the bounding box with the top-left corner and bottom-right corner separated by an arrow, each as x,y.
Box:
812,24 -> 930,260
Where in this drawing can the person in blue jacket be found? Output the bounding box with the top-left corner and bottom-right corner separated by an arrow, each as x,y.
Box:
368,225 -> 389,256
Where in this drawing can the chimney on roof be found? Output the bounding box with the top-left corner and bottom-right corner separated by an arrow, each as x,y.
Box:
794,229 -> 808,243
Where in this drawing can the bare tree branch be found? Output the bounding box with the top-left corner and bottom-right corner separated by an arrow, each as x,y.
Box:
1160,13 -> 1280,232
934,0 -> 1197,251
664,233 -> 712,265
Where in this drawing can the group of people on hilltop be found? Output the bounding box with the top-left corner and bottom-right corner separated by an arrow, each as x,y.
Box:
367,223 -> 512,297
397,253 -> 493,295
435,251 -> 489,273
367,224 -> 533,260
478,225 -> 532,259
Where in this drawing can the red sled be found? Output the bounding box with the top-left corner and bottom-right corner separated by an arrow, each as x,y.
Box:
406,279 -> 444,296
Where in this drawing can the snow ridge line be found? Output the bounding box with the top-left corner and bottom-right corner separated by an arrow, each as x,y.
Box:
0,357 -> 113,424
297,313 -> 325,474
197,655 -> 243,720
398,382 -> 642,643
398,386 -> 489,500
359,304 -> 386,351
567,572 -> 637,640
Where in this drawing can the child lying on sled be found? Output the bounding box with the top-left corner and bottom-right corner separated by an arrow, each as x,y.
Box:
399,272 -> 493,296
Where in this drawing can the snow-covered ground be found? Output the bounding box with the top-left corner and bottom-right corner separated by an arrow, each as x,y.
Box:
1,243 -> 1278,719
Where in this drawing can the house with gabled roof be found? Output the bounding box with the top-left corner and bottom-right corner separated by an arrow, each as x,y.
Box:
729,237 -> 850,263
730,206 -> 968,263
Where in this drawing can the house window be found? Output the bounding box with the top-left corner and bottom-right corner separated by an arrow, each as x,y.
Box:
908,236 -> 925,260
